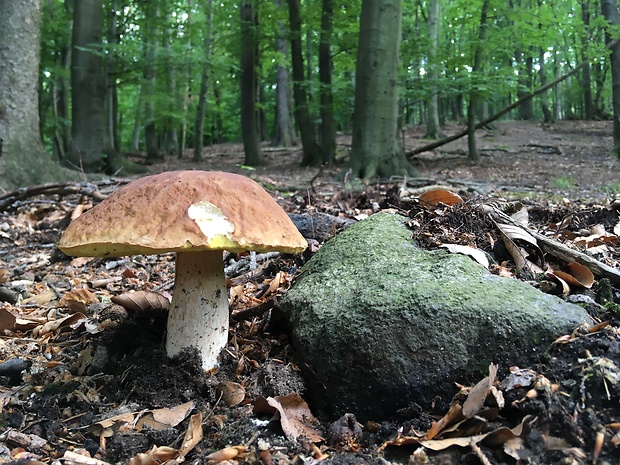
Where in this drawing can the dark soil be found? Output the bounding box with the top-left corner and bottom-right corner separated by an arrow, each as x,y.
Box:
1,120 -> 620,465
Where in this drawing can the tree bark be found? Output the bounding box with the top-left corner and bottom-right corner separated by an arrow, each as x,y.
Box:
273,1 -> 296,148
349,0 -> 414,179
193,0 -> 214,161
68,0 -> 110,172
240,1 -> 262,165
425,0 -> 442,139
288,0 -> 322,166
602,0 -> 620,156
318,0 -> 336,164
0,0 -> 76,189
143,1 -> 161,161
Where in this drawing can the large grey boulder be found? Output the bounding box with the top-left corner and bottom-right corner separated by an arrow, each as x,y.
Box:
277,212 -> 591,421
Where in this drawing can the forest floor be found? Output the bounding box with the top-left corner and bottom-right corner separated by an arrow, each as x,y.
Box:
1,120 -> 620,465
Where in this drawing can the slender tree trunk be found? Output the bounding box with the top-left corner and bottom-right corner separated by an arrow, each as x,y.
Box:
240,1 -> 262,165
131,85 -> 142,153
0,0 -> 76,189
162,23 -> 178,156
143,1 -> 161,161
538,48 -> 553,123
69,0 -> 111,172
177,0 -> 193,158
602,0 -> 620,155
467,0 -> 490,161
425,0 -> 442,139
213,85 -> 224,144
193,0 -> 214,161
273,2 -> 296,148
105,0 -> 120,154
349,0 -> 414,179
318,0 -> 336,164
289,0 -> 321,166
581,0 -> 595,119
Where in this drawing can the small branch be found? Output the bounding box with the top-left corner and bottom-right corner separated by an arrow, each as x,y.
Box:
0,180 -> 128,212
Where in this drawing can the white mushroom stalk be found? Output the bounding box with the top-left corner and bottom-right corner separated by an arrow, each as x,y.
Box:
166,250 -> 228,370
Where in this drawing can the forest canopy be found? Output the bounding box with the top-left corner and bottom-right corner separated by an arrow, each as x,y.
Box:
2,0 -> 620,188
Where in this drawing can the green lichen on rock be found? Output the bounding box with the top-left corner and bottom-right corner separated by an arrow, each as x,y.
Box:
278,212 -> 591,421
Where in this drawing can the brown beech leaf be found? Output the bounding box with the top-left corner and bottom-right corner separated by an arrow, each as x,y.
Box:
111,290 -> 171,312
205,446 -> 246,463
216,381 -> 246,407
179,413 -> 203,457
544,271 -> 571,295
462,364 -> 498,418
496,222 -> 544,272
266,393 -> 324,443
439,244 -> 489,269
136,400 -> 196,430
567,261 -> 595,288
0,268 -> 9,284
58,287 -> 99,313
127,445 -> 180,465
419,189 -> 464,207
0,307 -> 16,332
32,312 -> 88,337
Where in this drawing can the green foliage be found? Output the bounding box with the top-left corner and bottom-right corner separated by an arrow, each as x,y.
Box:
36,0 -> 619,158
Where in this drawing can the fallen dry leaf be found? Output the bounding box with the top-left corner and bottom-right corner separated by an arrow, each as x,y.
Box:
179,412 -> 203,457
215,381 -> 245,407
58,287 -> 99,313
32,312 -> 88,337
439,244 -> 489,269
205,445 -> 246,462
462,363 -> 498,418
257,393 -> 324,443
126,445 -> 179,465
111,290 -> 171,312
419,189 -> 464,207
135,400 -> 196,430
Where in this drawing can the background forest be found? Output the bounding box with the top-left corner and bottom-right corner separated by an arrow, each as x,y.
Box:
2,0 -> 620,189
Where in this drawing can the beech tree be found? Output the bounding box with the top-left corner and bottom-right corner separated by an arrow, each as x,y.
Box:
240,0 -> 262,166
0,0 -> 73,189
68,0 -> 112,172
602,0 -> 620,156
349,0 -> 414,179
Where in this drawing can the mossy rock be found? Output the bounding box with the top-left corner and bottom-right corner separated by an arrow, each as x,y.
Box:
278,212 -> 590,421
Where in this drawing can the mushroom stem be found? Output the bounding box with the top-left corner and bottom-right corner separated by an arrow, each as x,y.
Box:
166,250 -> 228,370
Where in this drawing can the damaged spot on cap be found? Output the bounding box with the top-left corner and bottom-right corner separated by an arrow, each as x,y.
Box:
188,201 -> 234,246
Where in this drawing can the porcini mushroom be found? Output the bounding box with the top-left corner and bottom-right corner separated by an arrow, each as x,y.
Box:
58,171 -> 307,369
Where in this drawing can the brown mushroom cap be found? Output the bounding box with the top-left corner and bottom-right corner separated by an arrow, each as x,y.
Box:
58,171 -> 307,257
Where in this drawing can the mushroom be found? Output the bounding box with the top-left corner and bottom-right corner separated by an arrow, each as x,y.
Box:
58,171 -> 307,369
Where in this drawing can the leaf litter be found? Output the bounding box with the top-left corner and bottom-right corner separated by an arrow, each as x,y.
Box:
1,164 -> 620,463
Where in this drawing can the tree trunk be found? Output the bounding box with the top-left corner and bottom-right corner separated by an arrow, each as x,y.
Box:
177,0 -> 193,158
273,2 -> 296,148
143,1 -> 161,161
467,0 -> 490,161
69,0 -> 110,172
318,0 -> 336,164
240,1 -> 262,165
349,0 -> 414,179
288,0 -> 322,166
131,85 -> 142,153
193,0 -> 214,161
425,0 -> 442,139
581,0 -> 595,119
0,0 -> 76,189
602,0 -> 620,155
538,47 -> 553,123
